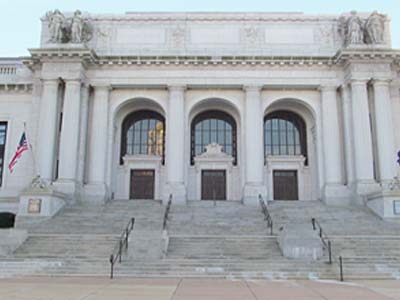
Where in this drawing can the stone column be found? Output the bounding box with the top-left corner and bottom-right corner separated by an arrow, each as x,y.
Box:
37,79 -> 60,182
320,85 -> 348,204
372,79 -> 396,184
85,85 -> 110,203
350,79 -> 377,194
341,84 -> 355,185
77,84 -> 90,184
243,85 -> 267,205
57,79 -> 82,193
165,85 -> 186,204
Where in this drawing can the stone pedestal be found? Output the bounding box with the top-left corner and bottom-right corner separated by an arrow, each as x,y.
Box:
277,224 -> 323,261
18,186 -> 66,218
84,183 -> 109,204
322,184 -> 352,206
242,184 -> 268,206
366,185 -> 400,219
0,229 -> 28,256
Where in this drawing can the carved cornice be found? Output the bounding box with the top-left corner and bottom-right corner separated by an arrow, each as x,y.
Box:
21,47 -> 400,69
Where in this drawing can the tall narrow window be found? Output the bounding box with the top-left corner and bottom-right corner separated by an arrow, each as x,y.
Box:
264,111 -> 307,164
120,110 -> 165,164
191,110 -> 237,165
0,122 -> 7,187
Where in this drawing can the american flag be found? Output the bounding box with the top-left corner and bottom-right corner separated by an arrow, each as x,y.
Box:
8,132 -> 29,173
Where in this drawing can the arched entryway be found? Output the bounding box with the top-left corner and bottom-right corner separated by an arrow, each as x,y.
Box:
111,97 -> 167,200
187,97 -> 241,201
264,99 -> 319,201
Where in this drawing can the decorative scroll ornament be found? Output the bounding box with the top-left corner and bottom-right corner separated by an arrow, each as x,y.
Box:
45,9 -> 93,44
244,26 -> 259,46
30,175 -> 48,190
387,177 -> 400,191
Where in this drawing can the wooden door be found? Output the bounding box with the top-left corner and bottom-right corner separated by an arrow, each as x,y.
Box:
201,170 -> 226,200
130,170 -> 155,200
273,170 -> 298,200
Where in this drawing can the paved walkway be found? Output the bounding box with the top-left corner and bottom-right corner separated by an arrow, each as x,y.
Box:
0,277 -> 399,300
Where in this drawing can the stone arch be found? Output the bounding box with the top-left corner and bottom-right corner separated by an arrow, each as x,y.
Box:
263,98 -> 321,201
110,97 -> 167,200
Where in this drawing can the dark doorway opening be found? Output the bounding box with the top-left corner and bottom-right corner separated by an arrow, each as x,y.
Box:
130,169 -> 155,200
201,170 -> 226,200
273,170 -> 298,200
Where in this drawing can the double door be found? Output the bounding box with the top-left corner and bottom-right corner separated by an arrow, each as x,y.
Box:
201,170 -> 226,200
130,169 -> 155,200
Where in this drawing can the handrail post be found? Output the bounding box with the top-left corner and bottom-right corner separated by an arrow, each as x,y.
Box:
339,256 -> 344,281
110,255 -> 114,279
270,222 -> 273,236
119,240 -> 122,263
328,240 -> 332,264
311,218 -> 316,230
126,227 -> 129,249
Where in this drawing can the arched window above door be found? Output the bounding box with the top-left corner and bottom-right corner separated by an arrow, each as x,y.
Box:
191,110 -> 237,165
120,110 -> 165,164
264,110 -> 307,164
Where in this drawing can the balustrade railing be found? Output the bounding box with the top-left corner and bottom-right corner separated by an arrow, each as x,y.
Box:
311,217 -> 344,281
109,217 -> 135,279
258,195 -> 273,235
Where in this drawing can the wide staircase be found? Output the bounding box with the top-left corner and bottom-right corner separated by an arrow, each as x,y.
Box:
1,199 -> 400,280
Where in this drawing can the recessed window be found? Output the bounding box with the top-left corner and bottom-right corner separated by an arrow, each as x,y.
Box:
191,110 -> 237,165
0,122 -> 7,187
264,111 -> 307,164
120,111 -> 165,164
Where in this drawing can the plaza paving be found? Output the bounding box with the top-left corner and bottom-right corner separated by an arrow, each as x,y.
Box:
0,277 -> 399,300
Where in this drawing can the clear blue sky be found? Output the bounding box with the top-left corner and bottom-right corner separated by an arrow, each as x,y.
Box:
0,0 -> 399,57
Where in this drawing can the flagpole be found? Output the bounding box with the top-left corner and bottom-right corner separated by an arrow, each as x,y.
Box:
23,122 -> 39,177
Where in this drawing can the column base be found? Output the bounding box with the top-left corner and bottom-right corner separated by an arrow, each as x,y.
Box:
322,184 -> 352,206
243,183 -> 267,206
83,183 -> 109,204
52,179 -> 81,203
163,182 -> 187,205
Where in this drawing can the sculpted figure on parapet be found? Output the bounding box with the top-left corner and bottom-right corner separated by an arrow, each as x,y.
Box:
339,10 -> 386,46
47,9 -> 65,43
45,9 -> 93,44
345,11 -> 364,45
71,10 -> 84,43
365,10 -> 385,44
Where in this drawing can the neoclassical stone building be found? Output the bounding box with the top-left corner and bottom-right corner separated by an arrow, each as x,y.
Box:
1,10 -> 400,218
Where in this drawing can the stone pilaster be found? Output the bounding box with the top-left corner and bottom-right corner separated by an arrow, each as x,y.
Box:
56,79 -> 82,197
165,85 -> 187,204
243,85 -> 267,205
37,78 -> 60,182
320,85 -> 349,204
372,79 -> 396,184
350,79 -> 379,196
85,85 -> 111,203
340,84 -> 355,185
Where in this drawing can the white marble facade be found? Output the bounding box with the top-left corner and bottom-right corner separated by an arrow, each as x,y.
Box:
0,11 -> 400,214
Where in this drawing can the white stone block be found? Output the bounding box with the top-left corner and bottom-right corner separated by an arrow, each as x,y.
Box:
366,189 -> 400,219
18,188 -> 66,218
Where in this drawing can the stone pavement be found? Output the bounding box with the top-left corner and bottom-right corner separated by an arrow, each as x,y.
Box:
0,277 -> 399,300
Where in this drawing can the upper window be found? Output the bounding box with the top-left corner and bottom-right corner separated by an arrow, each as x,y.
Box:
0,122 -> 7,187
120,111 -> 165,164
264,111 -> 307,163
191,110 -> 237,165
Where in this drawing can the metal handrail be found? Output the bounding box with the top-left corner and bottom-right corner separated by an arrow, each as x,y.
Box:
311,217 -> 344,281
259,195 -> 273,235
109,217 -> 135,279
163,194 -> 172,231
